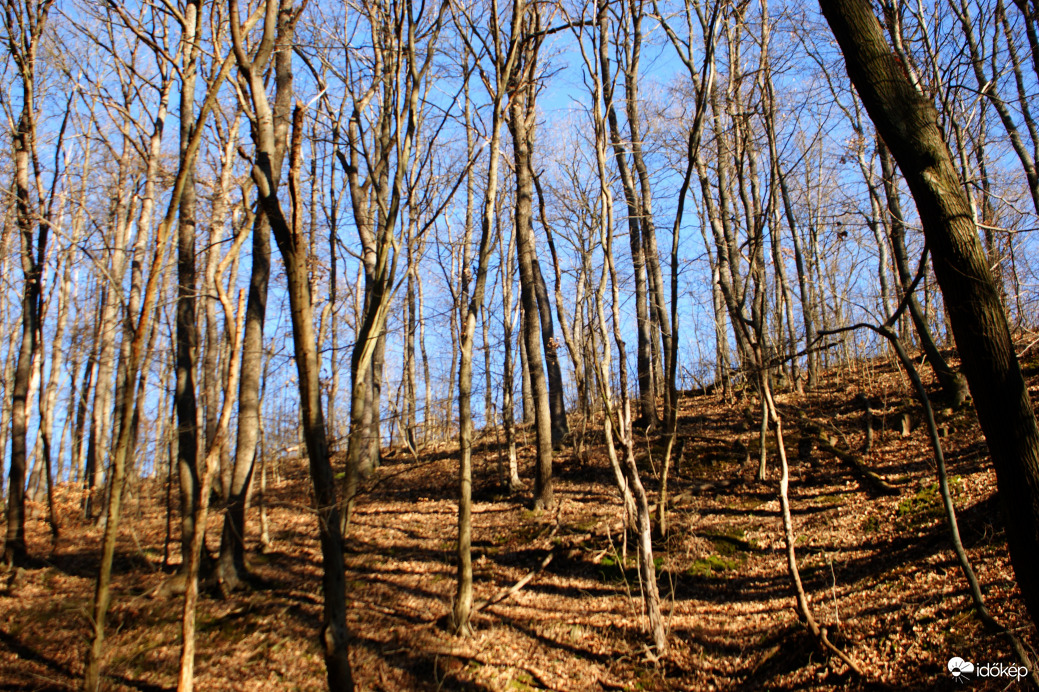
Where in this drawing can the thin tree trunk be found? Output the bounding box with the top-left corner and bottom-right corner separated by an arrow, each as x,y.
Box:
599,163 -> 667,656
878,142 -> 968,405
508,27 -> 554,509
453,75 -> 505,635
404,252 -> 418,449
174,0 -> 203,580
954,0 -> 1039,215
178,282 -> 246,691
3,0 -> 53,565
597,0 -> 657,429
221,24 -> 288,588
621,0 -> 674,424
229,2 -> 353,683
418,271 -> 433,445
528,187 -> 569,446
84,10 -> 261,685
501,213 -> 522,491
519,320 -> 534,425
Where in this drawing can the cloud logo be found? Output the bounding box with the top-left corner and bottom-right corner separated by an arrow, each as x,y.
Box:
948,657 -> 975,682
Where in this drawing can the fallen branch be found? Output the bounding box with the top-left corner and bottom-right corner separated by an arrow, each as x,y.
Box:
475,507 -> 562,612
473,550 -> 555,612
814,436 -> 900,496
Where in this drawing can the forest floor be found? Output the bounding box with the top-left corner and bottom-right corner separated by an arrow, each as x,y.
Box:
3,344 -> 1039,690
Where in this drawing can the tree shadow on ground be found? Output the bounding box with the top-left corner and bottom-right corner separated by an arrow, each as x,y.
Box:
0,627 -> 173,692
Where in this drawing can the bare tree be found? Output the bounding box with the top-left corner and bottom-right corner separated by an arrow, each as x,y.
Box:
229,0 -> 353,684
219,0 -> 296,590
449,0 -> 515,634
507,0 -> 555,508
2,0 -> 56,567
317,0 -> 449,525
596,0 -> 657,429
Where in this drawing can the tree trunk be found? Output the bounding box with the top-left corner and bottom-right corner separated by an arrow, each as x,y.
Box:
367,331 -> 386,470
501,218 -> 523,490
509,42 -> 554,510
404,255 -> 418,449
519,320 -> 534,425
4,113 -> 37,565
174,0 -> 203,580
597,0 -> 657,429
84,142 -> 132,519
529,250 -> 568,447
453,98 -> 504,637
219,0 -> 296,590
179,290 -> 245,692
821,0 -> 1039,627
229,2 -> 355,684
621,0 -> 674,424
3,0 -> 52,564
220,198 -> 275,593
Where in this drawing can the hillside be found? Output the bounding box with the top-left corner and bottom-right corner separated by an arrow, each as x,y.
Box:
2,348 -> 1038,690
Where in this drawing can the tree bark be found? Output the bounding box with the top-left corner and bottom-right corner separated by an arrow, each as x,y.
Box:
519,320 -> 535,425
174,0 -> 203,580
453,74 -> 505,637
501,215 -> 523,490
529,236 -> 569,447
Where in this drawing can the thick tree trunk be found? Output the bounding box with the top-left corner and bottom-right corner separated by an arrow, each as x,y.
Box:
219,212 -> 271,592
229,3 -> 355,685
821,0 -> 1039,626
3,0 -> 54,559
271,133 -> 355,692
